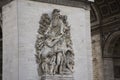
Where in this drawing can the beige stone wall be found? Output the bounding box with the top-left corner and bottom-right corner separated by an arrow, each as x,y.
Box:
3,1 -> 93,80
92,33 -> 104,80
2,1 -> 19,80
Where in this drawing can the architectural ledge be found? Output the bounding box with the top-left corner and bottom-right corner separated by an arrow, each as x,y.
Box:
88,0 -> 94,2
73,0 -> 94,2
30,0 -> 93,9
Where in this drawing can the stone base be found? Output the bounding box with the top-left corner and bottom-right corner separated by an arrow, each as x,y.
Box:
41,75 -> 74,80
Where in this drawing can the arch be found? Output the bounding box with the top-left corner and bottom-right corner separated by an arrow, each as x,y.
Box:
103,31 -> 120,57
91,3 -> 101,27
103,31 -> 120,80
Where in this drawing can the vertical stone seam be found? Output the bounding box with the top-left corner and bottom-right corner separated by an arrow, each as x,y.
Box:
16,0 -> 19,80
86,10 -> 93,80
84,9 -> 89,80
84,9 -> 93,80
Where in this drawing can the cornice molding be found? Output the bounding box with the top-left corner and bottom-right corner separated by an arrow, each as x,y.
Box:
30,0 -> 92,10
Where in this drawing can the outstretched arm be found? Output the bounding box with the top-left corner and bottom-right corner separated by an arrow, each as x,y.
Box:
45,34 -> 63,48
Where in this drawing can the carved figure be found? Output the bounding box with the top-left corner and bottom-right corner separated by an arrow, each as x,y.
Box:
65,50 -> 74,73
49,54 -> 56,75
35,9 -> 74,77
41,56 -> 49,74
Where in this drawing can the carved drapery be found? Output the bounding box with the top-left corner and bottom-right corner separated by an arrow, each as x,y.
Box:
35,9 -> 74,79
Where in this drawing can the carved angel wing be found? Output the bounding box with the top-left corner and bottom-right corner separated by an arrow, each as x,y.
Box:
36,14 -> 51,51
38,13 -> 51,35
35,14 -> 51,63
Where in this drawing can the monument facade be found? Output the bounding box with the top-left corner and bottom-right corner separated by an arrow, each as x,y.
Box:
2,0 -> 93,80
35,9 -> 74,80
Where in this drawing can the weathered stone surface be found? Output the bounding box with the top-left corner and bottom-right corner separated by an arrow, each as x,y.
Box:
3,1 -> 93,80
35,9 -> 74,77
41,75 -> 74,80
3,1 -> 18,80
92,33 -> 104,80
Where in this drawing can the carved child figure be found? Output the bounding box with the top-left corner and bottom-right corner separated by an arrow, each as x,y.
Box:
49,54 -> 56,75
41,57 -> 50,74
65,50 -> 74,73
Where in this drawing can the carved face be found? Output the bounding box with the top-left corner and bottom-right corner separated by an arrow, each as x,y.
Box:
52,9 -> 60,19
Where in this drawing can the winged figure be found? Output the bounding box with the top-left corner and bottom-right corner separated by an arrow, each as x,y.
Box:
35,9 -> 74,76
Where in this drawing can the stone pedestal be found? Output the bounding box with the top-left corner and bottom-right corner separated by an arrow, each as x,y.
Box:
41,75 -> 74,80
3,0 -> 93,80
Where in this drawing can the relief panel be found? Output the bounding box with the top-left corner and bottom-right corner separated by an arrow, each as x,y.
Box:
35,9 -> 74,80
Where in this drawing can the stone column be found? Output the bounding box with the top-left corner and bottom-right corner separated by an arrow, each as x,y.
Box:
92,33 -> 104,80
2,0 -> 94,80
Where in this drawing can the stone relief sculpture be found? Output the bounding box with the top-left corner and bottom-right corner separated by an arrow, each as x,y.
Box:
35,9 -> 74,80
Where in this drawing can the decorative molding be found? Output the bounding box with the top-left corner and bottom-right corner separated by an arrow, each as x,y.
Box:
30,0 -> 91,10
103,31 -> 120,57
